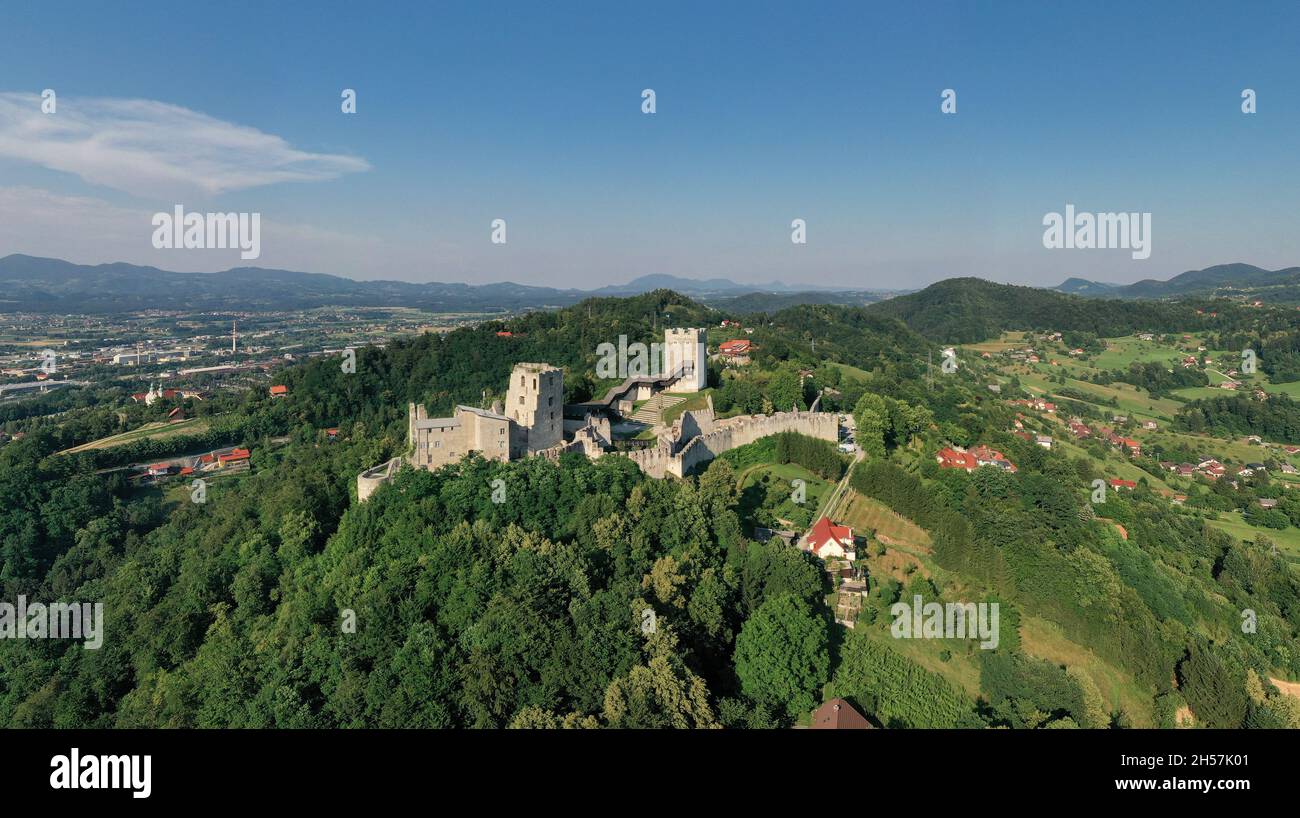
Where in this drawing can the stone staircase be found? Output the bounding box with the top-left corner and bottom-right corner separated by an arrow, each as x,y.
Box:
631,393 -> 685,424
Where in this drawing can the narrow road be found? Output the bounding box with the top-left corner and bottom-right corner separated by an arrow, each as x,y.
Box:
820,447 -> 866,522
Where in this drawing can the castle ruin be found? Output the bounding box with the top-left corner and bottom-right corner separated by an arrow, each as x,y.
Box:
355,332 -> 842,500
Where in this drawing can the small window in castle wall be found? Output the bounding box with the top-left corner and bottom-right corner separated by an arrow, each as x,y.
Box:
434,440 -> 441,448
519,396 -> 524,405
533,379 -> 537,389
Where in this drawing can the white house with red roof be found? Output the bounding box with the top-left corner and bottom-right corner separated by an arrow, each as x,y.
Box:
935,447 -> 977,471
804,517 -> 856,561
718,339 -> 752,357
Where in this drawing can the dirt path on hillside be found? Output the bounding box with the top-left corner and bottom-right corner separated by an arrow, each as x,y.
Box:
1270,677 -> 1300,698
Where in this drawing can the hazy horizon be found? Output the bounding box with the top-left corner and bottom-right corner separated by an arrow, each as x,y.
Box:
6,251 -> 1289,293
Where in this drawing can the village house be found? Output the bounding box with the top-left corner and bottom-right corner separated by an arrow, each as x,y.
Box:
1194,458 -> 1227,479
218,447 -> 252,471
718,339 -> 753,358
1009,398 -> 1056,413
970,444 -> 1017,472
936,447 -> 977,471
1108,478 -> 1137,491
936,445 -> 1017,473
804,517 -> 856,562
811,698 -> 873,730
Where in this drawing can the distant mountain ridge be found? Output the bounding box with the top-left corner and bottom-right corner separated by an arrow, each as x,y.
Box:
1054,263 -> 1300,299
867,277 -> 1219,344
0,255 -> 899,314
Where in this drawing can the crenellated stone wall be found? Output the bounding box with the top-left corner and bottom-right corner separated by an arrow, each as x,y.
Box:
620,408 -> 839,478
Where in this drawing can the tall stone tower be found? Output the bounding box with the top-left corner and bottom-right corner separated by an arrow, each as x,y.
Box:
663,328 -> 707,392
505,362 -> 564,453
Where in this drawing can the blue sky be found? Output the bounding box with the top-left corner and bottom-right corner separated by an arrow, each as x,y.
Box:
1,0 -> 1298,289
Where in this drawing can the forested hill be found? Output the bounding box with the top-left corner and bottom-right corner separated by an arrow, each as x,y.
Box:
865,278 -> 1236,344
6,286 -> 1300,730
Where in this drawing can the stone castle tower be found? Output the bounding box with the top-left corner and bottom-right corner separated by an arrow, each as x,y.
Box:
505,362 -> 564,453
663,328 -> 707,392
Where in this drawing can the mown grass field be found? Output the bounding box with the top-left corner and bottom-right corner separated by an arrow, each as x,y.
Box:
1144,429 -> 1279,463
736,462 -> 835,526
843,484 -> 1150,725
1049,436 -> 1175,492
964,331 -> 1026,354
1206,511 -> 1300,565
1018,369 -> 1181,421
837,490 -> 932,551
1019,615 -> 1155,726
661,388 -> 714,426
59,418 -> 211,454
831,362 -> 874,381
1091,335 -> 1190,371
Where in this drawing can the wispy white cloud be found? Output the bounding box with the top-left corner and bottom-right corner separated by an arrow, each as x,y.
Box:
0,186 -> 390,274
0,92 -> 369,198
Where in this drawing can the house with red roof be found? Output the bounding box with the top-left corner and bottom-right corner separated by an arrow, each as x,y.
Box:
269,384 -> 288,398
811,698 -> 873,729
935,447 -> 977,471
970,444 -> 1017,472
718,339 -> 752,358
1107,478 -> 1136,490
218,448 -> 251,469
804,517 -> 856,561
